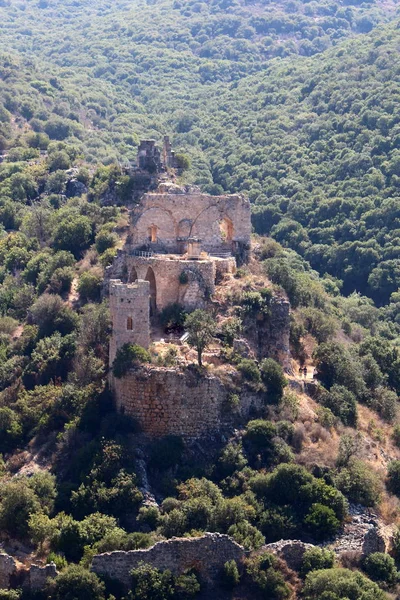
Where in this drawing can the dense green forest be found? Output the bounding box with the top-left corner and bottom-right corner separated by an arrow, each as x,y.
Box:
0,0 -> 400,598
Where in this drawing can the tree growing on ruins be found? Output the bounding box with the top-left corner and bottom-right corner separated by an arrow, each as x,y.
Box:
185,309 -> 216,367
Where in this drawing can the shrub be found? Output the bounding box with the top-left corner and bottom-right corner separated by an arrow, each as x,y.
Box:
363,552 -> 398,585
387,460 -> 400,496
304,504 -> 341,540
159,303 -> 186,332
244,419 -> 277,451
303,568 -> 387,600
392,425 -> 400,448
221,560 -> 240,589
335,459 -> 382,507
321,384 -> 358,427
95,230 -> 118,254
246,552 -> 291,599
149,435 -> 184,471
301,547 -> 335,577
112,344 -> 151,378
238,359 -> 261,383
50,565 -> 105,600
77,271 -> 102,302
260,358 -> 287,402
227,520 -> 265,550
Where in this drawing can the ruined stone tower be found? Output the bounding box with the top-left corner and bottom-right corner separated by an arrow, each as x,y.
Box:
109,279 -> 150,366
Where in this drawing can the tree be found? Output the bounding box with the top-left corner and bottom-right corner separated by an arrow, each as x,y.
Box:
50,565 -> 105,600
77,271 -> 102,302
53,215 -> 92,258
184,309 -> 216,366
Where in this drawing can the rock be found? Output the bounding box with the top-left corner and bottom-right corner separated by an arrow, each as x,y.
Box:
0,553 -> 17,588
233,338 -> 254,359
66,178 -> 88,198
362,525 -> 394,555
263,540 -> 315,571
29,563 -> 58,590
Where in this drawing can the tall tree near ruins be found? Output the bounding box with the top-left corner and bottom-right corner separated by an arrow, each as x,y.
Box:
185,309 -> 216,367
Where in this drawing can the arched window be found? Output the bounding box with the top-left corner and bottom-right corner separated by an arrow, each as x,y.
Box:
127,316 -> 133,330
220,217 -> 234,242
148,225 -> 158,243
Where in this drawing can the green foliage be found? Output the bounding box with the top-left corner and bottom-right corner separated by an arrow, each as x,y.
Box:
221,560 -> 240,590
238,359 -> 261,384
363,553 -> 398,586
50,565 -> 105,600
304,503 -> 341,540
129,563 -> 200,600
78,271 -> 102,303
260,358 -> 287,402
301,547 -> 335,577
335,459 -> 382,507
387,460 -> 400,497
319,385 -> 358,427
246,552 -> 291,599
303,568 -> 387,600
160,303 -> 187,332
112,344 -> 151,378
184,309 -> 216,366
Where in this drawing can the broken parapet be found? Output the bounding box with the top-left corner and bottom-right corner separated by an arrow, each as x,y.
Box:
91,533 -> 245,588
29,563 -> 58,590
0,553 -> 16,588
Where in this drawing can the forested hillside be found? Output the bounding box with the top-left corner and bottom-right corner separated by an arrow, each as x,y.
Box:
0,0 -> 400,599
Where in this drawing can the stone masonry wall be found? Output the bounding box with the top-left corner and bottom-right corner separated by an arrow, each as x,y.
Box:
91,533 -> 245,588
111,365 -> 263,439
109,279 -> 150,365
131,186 -> 251,255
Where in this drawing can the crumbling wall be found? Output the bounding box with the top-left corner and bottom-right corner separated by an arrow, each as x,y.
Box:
111,365 -> 263,439
91,533 -> 245,588
131,186 -> 251,257
0,553 -> 16,589
109,279 -> 150,365
29,563 -> 58,590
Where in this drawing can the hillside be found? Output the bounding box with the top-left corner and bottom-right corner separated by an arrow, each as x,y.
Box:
0,0 -> 399,599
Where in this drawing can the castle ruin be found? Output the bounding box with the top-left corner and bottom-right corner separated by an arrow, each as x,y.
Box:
106,138 -> 288,439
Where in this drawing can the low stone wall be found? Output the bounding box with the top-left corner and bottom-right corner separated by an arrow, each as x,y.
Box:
91,533 -> 245,588
111,365 -> 263,439
29,563 -> 58,590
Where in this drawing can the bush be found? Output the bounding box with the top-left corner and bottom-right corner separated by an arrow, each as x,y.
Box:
321,384 -> 358,427
260,358 -> 287,402
246,552 -> 291,599
159,303 -> 186,332
301,547 -> 335,577
392,425 -> 400,448
335,459 -> 382,507
303,568 -> 387,600
238,359 -> 261,383
95,230 -> 118,254
221,560 -> 240,589
77,271 -> 102,302
363,552 -> 398,585
50,565 -> 105,600
304,504 -> 341,540
112,343 -> 151,378
387,460 -> 400,496
244,419 -> 277,451
48,266 -> 74,294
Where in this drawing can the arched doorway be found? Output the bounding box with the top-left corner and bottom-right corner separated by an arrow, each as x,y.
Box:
145,267 -> 157,315
220,217 -> 234,242
130,267 -> 138,282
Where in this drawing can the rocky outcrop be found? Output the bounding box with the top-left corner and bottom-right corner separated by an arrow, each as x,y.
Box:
263,540 -> 315,571
91,533 -> 245,588
29,563 -> 58,590
0,553 -> 16,588
243,297 -> 291,369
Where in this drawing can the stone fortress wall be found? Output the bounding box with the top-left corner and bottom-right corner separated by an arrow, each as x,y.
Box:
91,533 -> 245,589
131,183 -> 251,258
111,365 -> 264,439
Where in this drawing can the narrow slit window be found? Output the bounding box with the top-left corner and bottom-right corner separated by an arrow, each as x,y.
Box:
127,316 -> 133,330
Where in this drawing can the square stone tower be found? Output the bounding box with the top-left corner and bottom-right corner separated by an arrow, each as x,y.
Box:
109,279 -> 150,366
